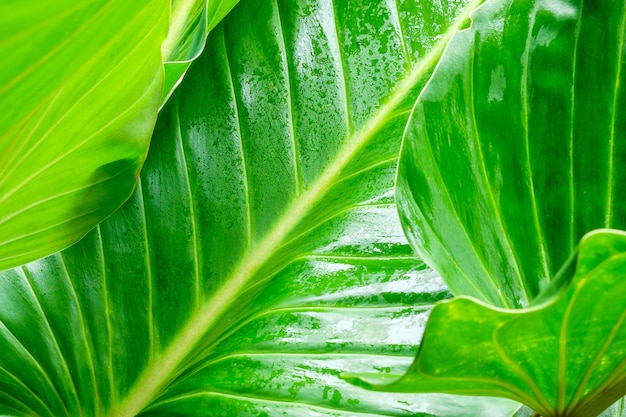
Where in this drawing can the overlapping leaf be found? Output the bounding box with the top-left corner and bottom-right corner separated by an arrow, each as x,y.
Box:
351,1 -> 626,415
0,0 -> 526,416
346,229 -> 626,417
395,0 -> 626,308
0,1 -> 169,270
161,0 -> 240,105
0,1 -> 238,271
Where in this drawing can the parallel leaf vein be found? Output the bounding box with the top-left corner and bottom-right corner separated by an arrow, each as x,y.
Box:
606,4 -> 626,226
109,2 -> 483,415
19,265 -> 83,416
174,104 -> 202,308
275,0 -> 303,193
59,253 -> 102,417
222,29 -> 253,247
520,3 -> 551,279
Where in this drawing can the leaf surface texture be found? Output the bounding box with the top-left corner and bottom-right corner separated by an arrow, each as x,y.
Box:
0,0 -> 521,416
347,230 -> 626,417
396,0 -> 626,308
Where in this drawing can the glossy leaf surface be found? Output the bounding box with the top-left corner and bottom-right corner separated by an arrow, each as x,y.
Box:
161,0 -> 240,104
0,1 -> 168,270
0,0 -> 523,416
396,0 -> 626,308
347,229 -> 626,417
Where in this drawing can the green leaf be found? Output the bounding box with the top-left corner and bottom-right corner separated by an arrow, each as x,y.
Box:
345,229 -> 626,417
0,0 -> 525,416
0,0 -> 237,272
395,0 -> 626,308
161,0 -> 240,105
0,1 -> 169,271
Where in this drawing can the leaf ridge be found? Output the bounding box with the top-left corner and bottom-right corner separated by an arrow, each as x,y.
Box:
404,113 -> 505,305
274,0 -> 303,194
0,89 -> 61,183
96,227 -> 116,406
568,307 -> 626,414
412,366 -> 537,406
150,390 -> 395,417
606,3 -> 626,226
557,272 -> 587,414
0,168 -> 135,234
467,46 -> 529,305
0,70 -> 159,210
136,181 -> 157,361
560,251 -> 626,413
304,254 -> 418,261
575,355 -> 626,416
389,0 -> 411,68
492,321 -> 552,413
0,208 -> 112,263
0,2 -> 113,96
276,202 -> 396,252
194,351 -> 416,377
0,314 -> 65,415
0,365 -> 55,417
19,266 -> 83,416
332,156 -> 398,184
58,253 -> 102,417
174,104 -> 202,308
520,2 -> 551,281
221,30 -> 253,246
0,3 -> 88,48
327,0 -> 353,136
568,0 -> 583,249
405,200 -> 495,303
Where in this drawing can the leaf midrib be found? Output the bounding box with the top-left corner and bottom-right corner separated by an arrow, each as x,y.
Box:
108,2 -> 482,415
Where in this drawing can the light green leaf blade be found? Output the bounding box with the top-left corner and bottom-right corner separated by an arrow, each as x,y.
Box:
0,1 -> 169,271
0,0 -> 524,416
395,0 -> 626,308
346,229 -> 626,417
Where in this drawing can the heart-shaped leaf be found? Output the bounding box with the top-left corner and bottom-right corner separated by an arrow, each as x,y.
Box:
346,229 -> 626,417
347,1 -> 626,415
395,0 -> 626,308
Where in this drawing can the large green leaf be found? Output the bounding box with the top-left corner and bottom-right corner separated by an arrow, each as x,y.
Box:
395,0 -> 626,308
0,0 -> 526,416
346,229 -> 626,417
0,1 -> 168,271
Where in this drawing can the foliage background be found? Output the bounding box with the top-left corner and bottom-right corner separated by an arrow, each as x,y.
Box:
0,0 -> 625,416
